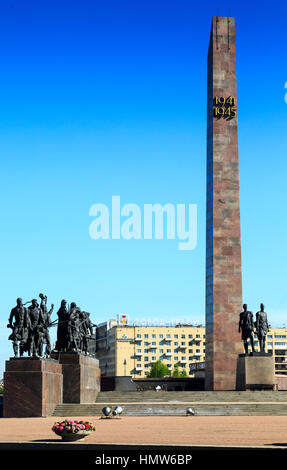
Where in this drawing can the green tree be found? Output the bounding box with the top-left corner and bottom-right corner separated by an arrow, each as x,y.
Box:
147,360 -> 171,378
172,365 -> 187,377
172,364 -> 180,377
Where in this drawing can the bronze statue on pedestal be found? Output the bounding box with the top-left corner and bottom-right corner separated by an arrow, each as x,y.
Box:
239,304 -> 256,354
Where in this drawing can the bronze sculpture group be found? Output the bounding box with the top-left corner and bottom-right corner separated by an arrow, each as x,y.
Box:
8,295 -> 269,359
7,294 -> 96,358
55,299 -> 94,355
239,303 -> 269,354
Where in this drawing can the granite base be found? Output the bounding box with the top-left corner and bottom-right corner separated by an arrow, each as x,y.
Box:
3,357 -> 63,417
57,353 -> 101,403
236,354 -> 275,391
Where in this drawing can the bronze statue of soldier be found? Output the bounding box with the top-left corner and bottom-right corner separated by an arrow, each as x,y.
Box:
67,302 -> 81,351
239,304 -> 256,354
79,311 -> 94,355
7,298 -> 31,357
55,299 -> 70,352
255,303 -> 269,353
27,299 -> 42,357
39,293 -> 54,357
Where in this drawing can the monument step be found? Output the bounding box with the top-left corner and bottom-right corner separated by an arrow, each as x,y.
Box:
95,391 -> 287,403
53,401 -> 287,416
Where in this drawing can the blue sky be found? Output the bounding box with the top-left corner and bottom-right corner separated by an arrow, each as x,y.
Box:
0,0 -> 286,376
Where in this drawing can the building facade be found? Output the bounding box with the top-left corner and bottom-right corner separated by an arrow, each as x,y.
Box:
95,321 -> 287,378
96,322 -> 205,378
266,328 -> 287,375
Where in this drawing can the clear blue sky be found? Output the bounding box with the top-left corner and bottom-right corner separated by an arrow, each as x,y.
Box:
0,0 -> 286,376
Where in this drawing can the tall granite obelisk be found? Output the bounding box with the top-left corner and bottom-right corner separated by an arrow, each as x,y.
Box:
205,16 -> 243,390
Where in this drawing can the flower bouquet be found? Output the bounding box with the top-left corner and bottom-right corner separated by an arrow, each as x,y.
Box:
52,419 -> 96,441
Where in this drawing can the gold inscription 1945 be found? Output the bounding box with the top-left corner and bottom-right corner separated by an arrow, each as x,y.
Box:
213,96 -> 237,119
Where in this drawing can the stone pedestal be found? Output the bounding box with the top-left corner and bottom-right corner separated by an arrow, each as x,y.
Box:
3,358 -> 63,417
58,353 -> 101,403
236,353 -> 275,391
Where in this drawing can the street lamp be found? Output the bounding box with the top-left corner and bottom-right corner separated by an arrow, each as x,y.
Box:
124,359 -> 127,376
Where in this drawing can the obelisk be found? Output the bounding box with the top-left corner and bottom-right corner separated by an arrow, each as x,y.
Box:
205,16 -> 243,390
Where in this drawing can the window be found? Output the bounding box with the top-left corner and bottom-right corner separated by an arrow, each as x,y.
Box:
137,334 -> 141,338
144,357 -> 149,361
167,349 -> 171,353
159,349 -> 163,353
159,334 -> 163,338
174,342 -> 178,346
181,334 -> 186,339
144,334 -> 149,338
167,334 -> 171,338
152,342 -> 156,345
189,334 -> 193,339
144,342 -> 149,346
174,334 -> 178,339
144,349 -> 149,353
152,356 -> 156,361
137,349 -> 141,353
152,334 -> 156,338
181,342 -> 186,346
174,356 -> 178,361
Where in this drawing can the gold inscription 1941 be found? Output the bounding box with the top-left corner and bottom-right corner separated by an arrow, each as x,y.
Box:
213,96 -> 237,119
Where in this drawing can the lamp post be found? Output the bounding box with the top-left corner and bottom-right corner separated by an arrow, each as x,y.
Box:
123,359 -> 127,376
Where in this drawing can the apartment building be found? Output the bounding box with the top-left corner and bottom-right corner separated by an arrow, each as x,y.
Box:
96,320 -> 287,378
266,328 -> 287,375
96,321 -> 205,378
